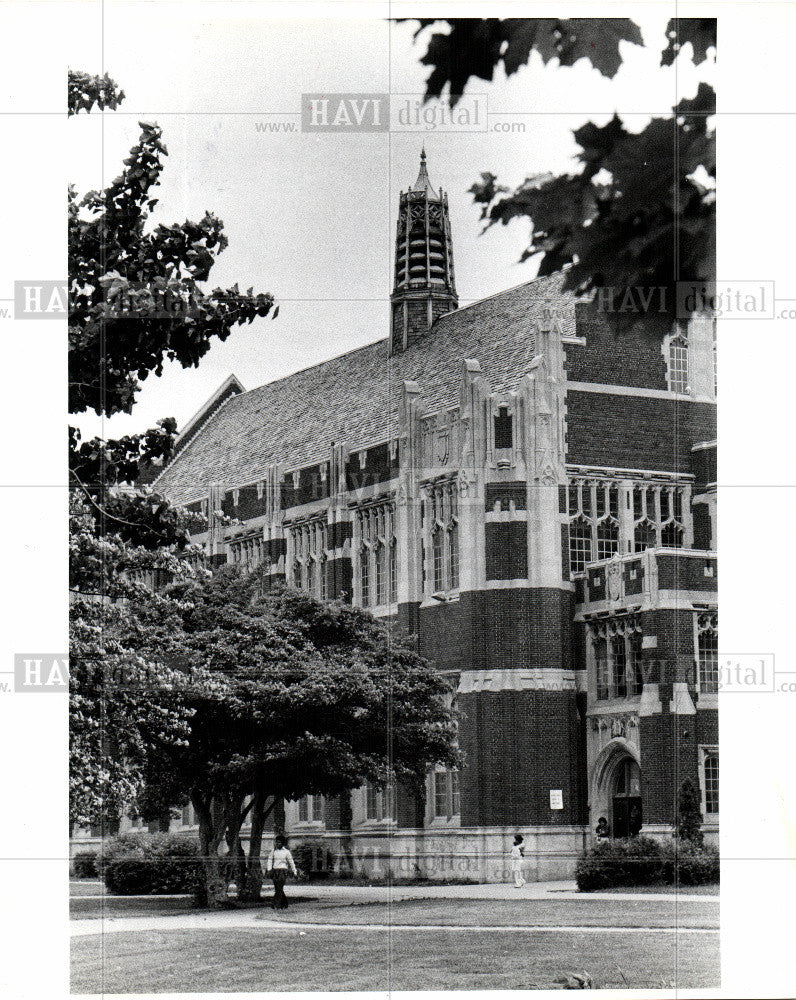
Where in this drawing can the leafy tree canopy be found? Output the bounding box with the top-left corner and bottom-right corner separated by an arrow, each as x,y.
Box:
402,18 -> 716,332
68,69 -> 275,551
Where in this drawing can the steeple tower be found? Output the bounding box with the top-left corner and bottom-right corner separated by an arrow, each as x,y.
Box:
390,150 -> 458,354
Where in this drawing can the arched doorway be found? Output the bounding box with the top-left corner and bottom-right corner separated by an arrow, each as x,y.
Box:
590,738 -> 643,839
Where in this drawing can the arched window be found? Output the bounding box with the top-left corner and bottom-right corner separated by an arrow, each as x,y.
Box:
448,520 -> 459,590
318,555 -> 328,601
668,331 -> 689,393
388,537 -> 398,603
374,540 -> 385,605
596,518 -> 619,561
360,545 -> 370,606
696,611 -> 718,692
634,520 -> 656,552
568,516 -> 592,573
432,524 -> 445,592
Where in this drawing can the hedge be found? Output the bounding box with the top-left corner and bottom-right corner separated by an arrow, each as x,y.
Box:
291,841 -> 337,880
576,836 -> 719,891
100,833 -> 203,895
71,851 -> 99,879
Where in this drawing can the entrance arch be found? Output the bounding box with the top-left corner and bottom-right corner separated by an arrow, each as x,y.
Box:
590,738 -> 643,839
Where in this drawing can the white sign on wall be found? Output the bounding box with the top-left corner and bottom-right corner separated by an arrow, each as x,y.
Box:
549,789 -> 564,810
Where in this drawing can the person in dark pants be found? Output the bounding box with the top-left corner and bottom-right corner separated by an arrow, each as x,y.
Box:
266,835 -> 298,909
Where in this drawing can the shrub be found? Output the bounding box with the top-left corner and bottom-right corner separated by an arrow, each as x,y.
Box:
291,841 -> 337,880
104,856 -> 154,894
676,778 -> 705,845
660,840 -> 719,885
72,851 -> 98,879
577,836 -> 720,890
576,837 -> 663,891
101,833 -> 202,894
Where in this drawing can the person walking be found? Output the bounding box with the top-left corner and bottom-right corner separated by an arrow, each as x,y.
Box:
510,834 -> 526,888
266,835 -> 298,910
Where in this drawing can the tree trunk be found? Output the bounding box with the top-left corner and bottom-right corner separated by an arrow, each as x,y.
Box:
337,791 -> 354,876
274,796 -> 285,836
224,830 -> 246,898
240,789 -> 273,902
193,793 -> 231,908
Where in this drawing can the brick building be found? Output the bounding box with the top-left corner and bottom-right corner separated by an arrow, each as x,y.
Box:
113,154 -> 718,879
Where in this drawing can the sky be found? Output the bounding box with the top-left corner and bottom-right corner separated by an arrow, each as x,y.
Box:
67,6 -> 715,440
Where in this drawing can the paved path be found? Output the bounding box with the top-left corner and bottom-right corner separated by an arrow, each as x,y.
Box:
72,879 -> 718,903
70,880 -> 719,938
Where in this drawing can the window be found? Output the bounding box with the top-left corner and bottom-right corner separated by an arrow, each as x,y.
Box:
569,517 -> 593,574
356,501 -> 397,607
596,519 -> 619,561
696,611 -> 719,692
389,537 -> 398,603
434,772 -> 448,817
632,484 -> 685,551
423,479 -> 460,595
567,475 -> 690,566
298,795 -> 324,823
374,540 -> 385,605
319,554 -> 328,601
431,768 -> 461,820
365,781 -> 395,821
229,533 -> 263,572
360,544 -> 370,605
634,519 -> 657,552
703,749 -> 719,814
432,525 -> 444,591
590,616 -> 643,700
668,329 -> 689,393
494,406 -> 513,449
612,635 -> 628,698
628,631 -> 644,696
567,479 -> 619,572
594,637 -> 610,700
289,518 -> 327,598
448,522 -> 459,590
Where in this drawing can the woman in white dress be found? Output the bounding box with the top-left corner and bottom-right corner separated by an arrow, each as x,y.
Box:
510,834 -> 526,888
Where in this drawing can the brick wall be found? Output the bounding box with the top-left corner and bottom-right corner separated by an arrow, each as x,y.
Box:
458,688 -> 587,826
566,392 -> 717,471
485,522 -> 528,580
397,588 -> 576,674
566,303 -> 669,389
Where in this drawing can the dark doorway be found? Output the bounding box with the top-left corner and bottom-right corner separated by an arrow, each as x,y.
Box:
611,757 -> 642,837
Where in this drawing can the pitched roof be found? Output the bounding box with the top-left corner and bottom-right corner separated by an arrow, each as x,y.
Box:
154,273 -> 576,505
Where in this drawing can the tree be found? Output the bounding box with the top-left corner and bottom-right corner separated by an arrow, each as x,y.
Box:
402,18 -> 716,333
130,571 -> 459,906
67,70 -> 275,822
676,777 -> 704,845
68,514 -> 199,827
68,69 -> 276,547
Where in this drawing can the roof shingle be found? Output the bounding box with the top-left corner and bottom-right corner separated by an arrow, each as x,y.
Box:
154,274 -> 575,504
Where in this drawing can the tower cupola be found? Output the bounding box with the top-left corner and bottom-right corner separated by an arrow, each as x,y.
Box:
390,150 -> 458,354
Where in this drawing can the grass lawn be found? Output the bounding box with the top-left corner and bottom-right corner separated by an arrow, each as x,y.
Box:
596,883 -> 719,895
265,897 -> 718,929
69,881 -> 106,897
71,926 -> 719,992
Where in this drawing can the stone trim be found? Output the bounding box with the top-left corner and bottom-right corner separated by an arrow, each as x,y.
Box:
458,668 -> 587,694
